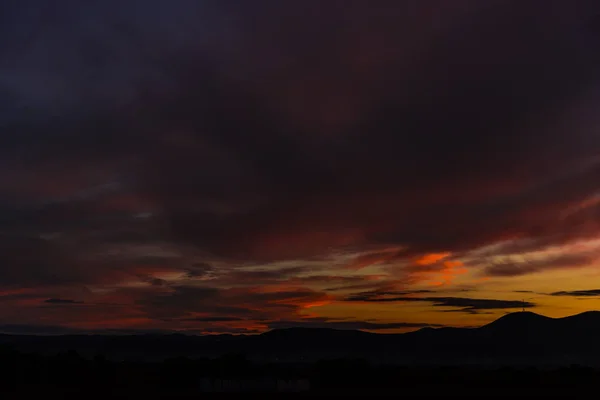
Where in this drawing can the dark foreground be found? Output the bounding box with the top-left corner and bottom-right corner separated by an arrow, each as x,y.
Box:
1,347 -> 600,397
4,387 -> 599,399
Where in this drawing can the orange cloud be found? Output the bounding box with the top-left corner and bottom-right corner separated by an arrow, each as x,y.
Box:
406,254 -> 467,287
444,260 -> 464,268
432,260 -> 468,287
303,300 -> 332,309
416,252 -> 451,266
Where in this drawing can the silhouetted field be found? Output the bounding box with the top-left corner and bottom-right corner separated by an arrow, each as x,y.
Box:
1,346 -> 599,397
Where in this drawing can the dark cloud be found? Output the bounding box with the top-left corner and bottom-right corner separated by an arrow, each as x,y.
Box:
267,319 -> 444,331
0,324 -> 179,336
550,289 -> 600,297
351,290 -> 436,297
4,0 -> 598,264
184,262 -> 214,279
185,316 -> 245,323
0,319 -> 437,335
137,285 -> 330,321
0,324 -> 84,335
43,298 -> 84,305
140,0 -> 600,264
0,1 -> 599,331
215,266 -> 313,285
198,327 -> 262,335
137,276 -> 167,287
345,294 -> 535,314
0,235 -> 82,286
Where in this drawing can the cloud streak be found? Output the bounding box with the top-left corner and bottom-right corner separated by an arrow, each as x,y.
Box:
550,289 -> 600,297
345,294 -> 536,314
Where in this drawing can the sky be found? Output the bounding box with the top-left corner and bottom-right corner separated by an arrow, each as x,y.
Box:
0,0 -> 599,335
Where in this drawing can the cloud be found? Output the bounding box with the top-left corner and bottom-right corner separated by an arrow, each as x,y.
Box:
3,2 -> 599,267
342,247 -> 404,270
483,247 -> 599,277
0,324 -> 181,336
9,0 -> 596,265
267,319 -> 444,331
345,294 -> 535,314
185,316 -> 245,322
550,289 -> 600,297
137,285 -> 332,323
0,324 -> 86,335
0,1 -> 599,332
43,298 -> 84,305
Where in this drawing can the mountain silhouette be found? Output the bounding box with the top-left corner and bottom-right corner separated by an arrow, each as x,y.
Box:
2,311 -> 600,365
482,310 -> 553,330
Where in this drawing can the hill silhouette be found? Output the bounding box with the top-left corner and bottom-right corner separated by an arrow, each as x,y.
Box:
483,310 -> 553,329
2,311 -> 600,365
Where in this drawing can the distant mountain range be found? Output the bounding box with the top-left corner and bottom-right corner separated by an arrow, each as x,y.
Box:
2,311 -> 600,366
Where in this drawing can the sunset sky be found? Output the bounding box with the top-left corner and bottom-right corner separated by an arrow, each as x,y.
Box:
1,0 -> 600,334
